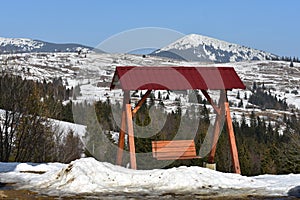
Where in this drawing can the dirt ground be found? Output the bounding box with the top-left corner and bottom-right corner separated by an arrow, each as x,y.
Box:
0,190 -> 53,199
0,183 -> 297,200
0,189 -> 298,200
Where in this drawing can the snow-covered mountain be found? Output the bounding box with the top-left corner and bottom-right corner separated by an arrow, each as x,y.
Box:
152,34 -> 279,63
0,37 -> 95,54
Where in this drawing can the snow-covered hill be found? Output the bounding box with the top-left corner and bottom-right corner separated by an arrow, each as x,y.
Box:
0,51 -> 299,133
152,34 -> 279,63
1,52 -> 298,108
0,37 -> 94,54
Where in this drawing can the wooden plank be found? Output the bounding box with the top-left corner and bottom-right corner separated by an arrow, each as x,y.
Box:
153,145 -> 195,149
155,151 -> 196,157
153,139 -> 195,144
152,140 -> 195,147
225,102 -> 241,174
154,146 -> 196,153
132,90 -> 152,118
126,104 -> 137,169
156,156 -> 201,160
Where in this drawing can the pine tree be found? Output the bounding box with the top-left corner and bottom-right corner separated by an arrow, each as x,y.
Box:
158,91 -> 161,100
244,92 -> 248,100
238,99 -> 243,108
236,91 -> 240,99
252,81 -> 257,91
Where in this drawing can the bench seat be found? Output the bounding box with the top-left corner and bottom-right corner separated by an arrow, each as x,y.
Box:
152,140 -> 201,160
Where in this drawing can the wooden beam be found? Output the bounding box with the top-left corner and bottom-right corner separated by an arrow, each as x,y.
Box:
201,90 -> 221,115
207,112 -> 222,163
116,91 -> 130,166
225,101 -> 241,174
132,90 -> 152,118
207,90 -> 226,163
126,103 -> 137,169
116,109 -> 126,165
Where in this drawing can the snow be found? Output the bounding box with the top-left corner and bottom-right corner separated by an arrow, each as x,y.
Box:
0,37 -> 44,51
156,34 -> 277,62
52,119 -> 86,138
0,158 -> 299,198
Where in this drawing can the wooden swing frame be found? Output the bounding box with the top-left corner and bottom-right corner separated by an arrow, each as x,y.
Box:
111,66 -> 245,174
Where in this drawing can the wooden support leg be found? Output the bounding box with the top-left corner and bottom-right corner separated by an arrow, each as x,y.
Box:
225,102 -> 241,174
207,113 -> 222,163
116,109 -> 126,165
126,104 -> 137,169
207,90 -> 226,164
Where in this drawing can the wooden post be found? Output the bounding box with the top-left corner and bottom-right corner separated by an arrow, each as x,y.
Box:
116,109 -> 126,165
207,90 -> 226,164
116,91 -> 129,166
225,101 -> 241,174
207,112 -> 222,163
126,104 -> 137,169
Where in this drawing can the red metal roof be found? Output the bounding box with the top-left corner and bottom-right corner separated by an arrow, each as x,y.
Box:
110,66 -> 246,91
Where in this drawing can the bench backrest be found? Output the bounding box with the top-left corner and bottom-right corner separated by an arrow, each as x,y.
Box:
152,140 -> 199,160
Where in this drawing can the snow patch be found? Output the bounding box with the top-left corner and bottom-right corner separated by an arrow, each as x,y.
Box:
1,158 -> 299,197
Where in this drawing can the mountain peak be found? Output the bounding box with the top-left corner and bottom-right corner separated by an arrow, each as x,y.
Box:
153,33 -> 278,63
161,33 -> 236,51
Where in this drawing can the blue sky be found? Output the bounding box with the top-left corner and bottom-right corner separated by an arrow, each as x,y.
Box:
1,0 -> 300,57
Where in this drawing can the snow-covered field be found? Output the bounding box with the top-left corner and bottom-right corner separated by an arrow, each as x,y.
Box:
0,158 -> 299,198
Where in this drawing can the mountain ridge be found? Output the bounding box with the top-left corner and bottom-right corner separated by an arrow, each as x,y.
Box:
0,37 -> 95,54
152,34 -> 279,63
0,34 -> 280,63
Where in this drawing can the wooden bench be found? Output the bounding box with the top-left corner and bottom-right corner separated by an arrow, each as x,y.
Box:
152,140 -> 201,160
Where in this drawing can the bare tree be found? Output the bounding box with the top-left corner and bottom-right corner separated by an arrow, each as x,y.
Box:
57,129 -> 83,163
0,75 -> 24,161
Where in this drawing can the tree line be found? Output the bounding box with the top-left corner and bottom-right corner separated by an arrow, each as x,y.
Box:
0,73 -> 81,163
266,55 -> 300,63
248,82 -> 288,110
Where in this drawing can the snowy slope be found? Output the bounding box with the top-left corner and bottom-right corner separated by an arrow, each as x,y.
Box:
1,52 -> 298,108
0,37 -> 94,54
1,52 -> 300,133
152,34 -> 278,62
0,158 -> 299,198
